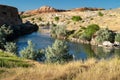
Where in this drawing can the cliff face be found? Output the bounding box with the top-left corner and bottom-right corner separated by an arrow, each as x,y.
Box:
0,5 -> 22,26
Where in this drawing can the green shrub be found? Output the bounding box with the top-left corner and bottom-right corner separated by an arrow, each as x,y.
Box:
71,16 -> 82,21
20,15 -> 31,18
94,28 -> 115,43
98,12 -> 104,16
38,17 -> 42,21
20,40 -> 38,60
31,18 -> 35,21
50,25 -> 67,38
4,42 -> 17,54
80,24 -> 100,41
45,40 -> 73,63
115,33 -> 120,42
0,25 -> 13,48
54,16 -> 59,21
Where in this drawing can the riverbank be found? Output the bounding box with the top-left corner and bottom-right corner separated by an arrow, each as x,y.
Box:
7,22 -> 39,41
0,50 -> 120,80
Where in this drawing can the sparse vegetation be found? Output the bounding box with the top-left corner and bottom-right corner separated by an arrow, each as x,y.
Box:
20,15 -> 32,18
54,16 -> 59,21
38,17 -> 42,21
98,11 -> 104,16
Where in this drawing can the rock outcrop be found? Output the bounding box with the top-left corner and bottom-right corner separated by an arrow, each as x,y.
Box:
21,6 -> 105,16
24,6 -> 61,15
71,7 -> 105,11
0,5 -> 22,26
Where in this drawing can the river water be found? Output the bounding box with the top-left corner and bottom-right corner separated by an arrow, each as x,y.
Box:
16,31 -> 120,60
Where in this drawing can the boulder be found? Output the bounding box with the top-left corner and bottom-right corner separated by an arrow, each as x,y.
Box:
0,5 -> 22,26
114,41 -> 120,46
102,41 -> 113,47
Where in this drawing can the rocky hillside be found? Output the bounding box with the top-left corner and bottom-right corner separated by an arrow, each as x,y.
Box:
71,7 -> 105,11
21,6 -> 104,15
22,6 -> 66,15
0,5 -> 22,26
21,6 -> 120,32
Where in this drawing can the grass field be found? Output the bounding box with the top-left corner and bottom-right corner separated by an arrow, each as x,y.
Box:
0,50 -> 120,80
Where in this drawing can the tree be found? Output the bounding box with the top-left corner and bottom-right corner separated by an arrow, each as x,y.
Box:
0,25 -> 13,48
94,28 -> 115,43
115,33 -> 120,42
50,25 -> 67,38
4,42 -> 17,54
20,40 -> 38,60
45,40 -> 73,63
80,24 -> 100,41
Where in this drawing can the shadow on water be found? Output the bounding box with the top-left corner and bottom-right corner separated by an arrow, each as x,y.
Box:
16,32 -> 120,60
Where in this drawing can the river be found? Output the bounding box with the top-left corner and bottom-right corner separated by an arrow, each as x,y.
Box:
16,31 -> 120,60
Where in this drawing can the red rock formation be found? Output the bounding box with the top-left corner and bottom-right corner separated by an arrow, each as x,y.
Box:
0,5 -> 22,26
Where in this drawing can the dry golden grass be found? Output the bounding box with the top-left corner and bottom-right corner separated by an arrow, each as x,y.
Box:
0,58 -> 120,80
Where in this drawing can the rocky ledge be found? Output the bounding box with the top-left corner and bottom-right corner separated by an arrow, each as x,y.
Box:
0,5 -> 39,40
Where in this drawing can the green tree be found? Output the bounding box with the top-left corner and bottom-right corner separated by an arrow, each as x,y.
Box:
20,40 -> 38,60
50,25 -> 67,38
45,40 -> 73,63
94,28 -> 115,43
80,24 -> 100,41
4,42 -> 17,54
0,25 -> 13,48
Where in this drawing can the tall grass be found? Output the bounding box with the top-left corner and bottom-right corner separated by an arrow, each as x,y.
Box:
0,57 -> 120,80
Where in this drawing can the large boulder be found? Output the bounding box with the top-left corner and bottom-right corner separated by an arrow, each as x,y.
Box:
0,5 -> 22,26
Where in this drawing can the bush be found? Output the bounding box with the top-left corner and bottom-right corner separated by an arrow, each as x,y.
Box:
71,16 -> 82,21
45,40 -> 73,63
38,17 -> 42,21
0,25 -> 13,48
80,24 -> 100,41
50,25 -> 67,38
94,28 -> 115,43
98,12 -> 104,16
115,33 -> 120,42
20,15 -> 31,18
54,17 -> 59,21
4,42 -> 17,54
20,40 -> 38,60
